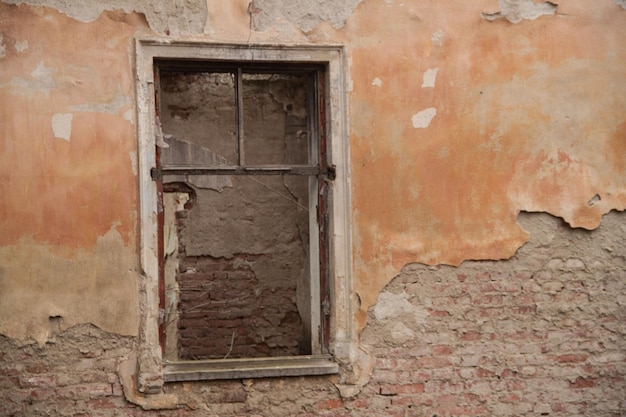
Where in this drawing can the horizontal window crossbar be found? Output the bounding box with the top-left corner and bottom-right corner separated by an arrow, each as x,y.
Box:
151,165 -> 334,180
163,355 -> 338,382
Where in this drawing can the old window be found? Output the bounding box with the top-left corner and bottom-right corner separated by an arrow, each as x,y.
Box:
136,41 -> 353,386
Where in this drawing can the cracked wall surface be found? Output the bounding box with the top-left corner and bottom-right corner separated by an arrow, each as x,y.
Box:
1,0 -> 626,413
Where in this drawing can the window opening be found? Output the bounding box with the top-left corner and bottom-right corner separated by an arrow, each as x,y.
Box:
135,42 -> 352,386
154,63 -> 331,363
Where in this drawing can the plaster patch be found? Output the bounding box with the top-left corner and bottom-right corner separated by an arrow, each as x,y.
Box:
30,61 -> 55,86
373,292 -> 413,320
0,34 -> 6,58
2,0 -> 206,35
129,151 -> 138,176
431,29 -> 444,46
422,68 -> 439,88
250,0 -> 364,32
371,77 -> 382,87
482,0 -> 558,24
52,113 -> 73,141
69,91 -> 131,115
123,109 -> 133,123
14,39 -> 28,53
411,107 -> 437,129
389,322 -> 414,344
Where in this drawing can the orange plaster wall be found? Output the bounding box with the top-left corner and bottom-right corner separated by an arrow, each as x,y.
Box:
341,0 -> 626,324
0,4 -> 145,249
0,0 -> 625,341
0,4 -> 149,341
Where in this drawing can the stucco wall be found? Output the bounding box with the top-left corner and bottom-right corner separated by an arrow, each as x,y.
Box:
1,0 -> 625,415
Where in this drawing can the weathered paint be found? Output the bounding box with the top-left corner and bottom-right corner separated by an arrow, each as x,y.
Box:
411,107 -> 437,128
0,0 -> 625,401
0,229 -> 140,345
0,4 -> 148,340
421,68 -> 438,88
344,0 -> 626,328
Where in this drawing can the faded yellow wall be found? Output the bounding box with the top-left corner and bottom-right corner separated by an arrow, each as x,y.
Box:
1,0 -> 625,342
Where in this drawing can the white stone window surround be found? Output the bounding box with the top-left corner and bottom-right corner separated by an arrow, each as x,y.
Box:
134,39 -> 354,392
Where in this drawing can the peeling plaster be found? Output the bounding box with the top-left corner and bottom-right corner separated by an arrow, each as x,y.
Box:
51,112 -> 72,141
1,59 -> 58,94
0,34 -> 6,58
203,0 -> 251,37
422,68 -> 439,88
249,0 -> 364,32
1,3 -> 138,248
129,151 -> 138,176
68,90 -> 131,115
411,107 -> 437,129
348,0 -> 626,347
29,60 -> 56,88
2,0 -> 206,34
14,38 -> 28,52
0,0 -> 625,398
0,228 -> 140,345
617,0 -> 626,9
371,77 -> 382,87
482,0 -> 558,23
431,29 -> 444,45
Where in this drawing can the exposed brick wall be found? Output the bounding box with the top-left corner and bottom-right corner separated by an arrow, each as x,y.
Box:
171,175 -> 308,360
0,325 -> 134,417
1,212 -> 625,416
359,211 -> 626,417
175,251 -> 304,359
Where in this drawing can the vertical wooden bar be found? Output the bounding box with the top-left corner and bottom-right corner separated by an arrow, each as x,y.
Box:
236,68 -> 245,166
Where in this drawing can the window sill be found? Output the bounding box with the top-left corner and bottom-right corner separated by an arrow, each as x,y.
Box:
163,355 -> 338,382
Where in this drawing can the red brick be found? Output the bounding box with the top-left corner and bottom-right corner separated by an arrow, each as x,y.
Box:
317,399 -> 344,410
552,354 -> 588,363
379,383 -> 425,395
570,377 -> 597,388
433,345 -> 453,355
459,331 -> 481,341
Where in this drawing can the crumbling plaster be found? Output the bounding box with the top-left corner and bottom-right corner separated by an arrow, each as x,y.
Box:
1,0 -> 625,373
2,0 -> 207,35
